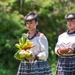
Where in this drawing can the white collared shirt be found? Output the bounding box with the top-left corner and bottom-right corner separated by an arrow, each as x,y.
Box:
27,34 -> 48,61
55,32 -> 75,55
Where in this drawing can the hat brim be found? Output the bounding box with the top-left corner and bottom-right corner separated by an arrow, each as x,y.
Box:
65,13 -> 75,20
24,16 -> 36,21
24,13 -> 38,21
65,17 -> 75,20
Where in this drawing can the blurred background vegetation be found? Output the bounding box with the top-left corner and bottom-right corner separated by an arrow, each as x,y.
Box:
0,0 -> 75,75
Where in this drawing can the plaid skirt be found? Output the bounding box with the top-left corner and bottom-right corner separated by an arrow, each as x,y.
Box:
56,56 -> 75,75
17,60 -> 52,75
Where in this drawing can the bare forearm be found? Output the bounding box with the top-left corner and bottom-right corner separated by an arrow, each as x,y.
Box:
57,48 -> 74,55
58,48 -> 69,54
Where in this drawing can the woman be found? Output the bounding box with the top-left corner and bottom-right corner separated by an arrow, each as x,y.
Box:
55,13 -> 75,75
17,11 -> 52,75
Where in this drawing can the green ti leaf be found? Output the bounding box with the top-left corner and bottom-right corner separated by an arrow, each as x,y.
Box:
15,44 -> 21,50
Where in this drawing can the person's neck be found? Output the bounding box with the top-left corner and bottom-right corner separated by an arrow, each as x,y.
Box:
29,29 -> 36,37
67,29 -> 75,34
69,29 -> 75,33
28,29 -> 39,40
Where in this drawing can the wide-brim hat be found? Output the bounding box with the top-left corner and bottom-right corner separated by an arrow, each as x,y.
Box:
65,13 -> 75,20
24,11 -> 38,21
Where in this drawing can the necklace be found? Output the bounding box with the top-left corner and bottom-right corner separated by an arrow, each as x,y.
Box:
28,29 -> 39,40
67,30 -> 75,35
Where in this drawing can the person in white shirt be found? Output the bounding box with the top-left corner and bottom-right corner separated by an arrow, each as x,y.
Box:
17,11 -> 52,75
55,13 -> 75,75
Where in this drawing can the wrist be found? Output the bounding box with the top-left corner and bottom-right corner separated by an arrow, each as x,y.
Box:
57,49 -> 62,56
73,48 -> 75,54
35,55 -> 39,60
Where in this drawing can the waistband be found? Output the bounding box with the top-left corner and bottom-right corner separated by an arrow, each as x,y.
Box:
21,60 -> 45,63
61,54 -> 75,57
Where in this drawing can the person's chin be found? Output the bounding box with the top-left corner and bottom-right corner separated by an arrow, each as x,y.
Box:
28,28 -> 33,31
68,27 -> 72,29
69,28 -> 74,31
28,27 -> 31,30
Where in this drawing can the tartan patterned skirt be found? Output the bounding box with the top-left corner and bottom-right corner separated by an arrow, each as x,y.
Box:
17,60 -> 52,75
56,56 -> 75,75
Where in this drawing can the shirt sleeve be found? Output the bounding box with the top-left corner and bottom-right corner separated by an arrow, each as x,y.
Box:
55,43 -> 60,55
37,35 -> 48,61
55,36 -> 61,55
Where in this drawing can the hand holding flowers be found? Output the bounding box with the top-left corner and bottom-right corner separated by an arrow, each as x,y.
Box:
14,34 -> 34,61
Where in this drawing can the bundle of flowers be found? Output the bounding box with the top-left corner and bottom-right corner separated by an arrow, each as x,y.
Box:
14,34 -> 34,61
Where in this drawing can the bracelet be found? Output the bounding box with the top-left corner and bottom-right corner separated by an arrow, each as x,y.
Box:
73,48 -> 75,54
35,55 -> 39,60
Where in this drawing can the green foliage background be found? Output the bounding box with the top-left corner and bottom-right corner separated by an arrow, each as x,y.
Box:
0,0 -> 75,75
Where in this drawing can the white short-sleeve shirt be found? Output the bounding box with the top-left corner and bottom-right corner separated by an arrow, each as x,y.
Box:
27,33 -> 48,61
55,32 -> 75,54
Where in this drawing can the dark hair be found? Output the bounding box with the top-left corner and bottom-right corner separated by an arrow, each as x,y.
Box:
24,11 -> 38,22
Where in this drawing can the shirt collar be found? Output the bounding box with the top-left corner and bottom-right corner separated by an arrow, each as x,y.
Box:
67,30 -> 75,35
